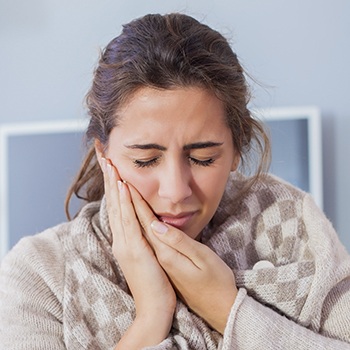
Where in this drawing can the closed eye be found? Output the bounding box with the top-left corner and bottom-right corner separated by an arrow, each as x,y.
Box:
133,157 -> 160,168
133,156 -> 215,168
189,157 -> 214,167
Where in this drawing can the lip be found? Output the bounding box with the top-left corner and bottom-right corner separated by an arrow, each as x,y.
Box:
156,211 -> 197,229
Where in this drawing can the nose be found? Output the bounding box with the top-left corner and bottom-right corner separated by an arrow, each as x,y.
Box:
158,162 -> 193,204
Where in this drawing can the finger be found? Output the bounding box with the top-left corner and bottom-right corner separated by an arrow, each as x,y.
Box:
126,184 -> 159,245
126,184 -> 204,267
106,165 -> 121,227
150,220 -> 212,269
99,159 -> 125,246
118,181 -> 145,246
126,182 -> 214,271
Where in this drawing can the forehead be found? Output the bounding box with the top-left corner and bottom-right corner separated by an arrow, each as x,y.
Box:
108,86 -> 234,151
116,86 -> 227,130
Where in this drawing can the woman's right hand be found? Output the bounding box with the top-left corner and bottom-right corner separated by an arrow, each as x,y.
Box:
99,155 -> 176,349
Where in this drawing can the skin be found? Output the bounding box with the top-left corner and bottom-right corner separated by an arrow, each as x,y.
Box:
95,87 -> 239,349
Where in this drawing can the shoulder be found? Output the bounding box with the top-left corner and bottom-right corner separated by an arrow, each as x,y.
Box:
0,201 -> 108,345
0,199 -> 103,275
0,199 -> 99,306
0,225 -> 67,306
214,173 -> 307,227
0,225 -> 69,340
246,174 -> 307,224
207,173 -> 319,266
241,173 -> 306,208
0,200 -> 101,324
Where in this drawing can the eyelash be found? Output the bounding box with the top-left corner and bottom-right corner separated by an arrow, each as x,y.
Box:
190,157 -> 214,167
133,157 -> 215,168
133,158 -> 160,168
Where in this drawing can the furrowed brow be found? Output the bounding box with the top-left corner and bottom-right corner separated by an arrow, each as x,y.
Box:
125,143 -> 167,151
183,142 -> 224,151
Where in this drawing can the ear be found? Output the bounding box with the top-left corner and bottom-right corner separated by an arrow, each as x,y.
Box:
94,139 -> 105,169
231,153 -> 240,172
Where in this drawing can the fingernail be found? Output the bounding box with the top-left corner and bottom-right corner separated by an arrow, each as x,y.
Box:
107,163 -> 113,177
118,180 -> 123,191
151,220 -> 168,234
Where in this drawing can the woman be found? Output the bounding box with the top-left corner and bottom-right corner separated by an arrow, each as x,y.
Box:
1,13 -> 350,350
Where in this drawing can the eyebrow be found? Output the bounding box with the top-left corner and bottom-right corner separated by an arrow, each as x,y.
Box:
125,143 -> 167,151
125,141 -> 223,151
183,141 -> 224,150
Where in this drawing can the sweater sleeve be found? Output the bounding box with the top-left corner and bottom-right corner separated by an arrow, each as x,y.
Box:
221,288 -> 350,350
220,194 -> 350,349
0,229 -> 65,349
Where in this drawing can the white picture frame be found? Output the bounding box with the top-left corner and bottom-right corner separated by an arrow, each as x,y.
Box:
254,106 -> 323,209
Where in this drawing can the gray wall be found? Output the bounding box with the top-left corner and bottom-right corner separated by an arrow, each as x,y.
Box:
1,1 -> 349,246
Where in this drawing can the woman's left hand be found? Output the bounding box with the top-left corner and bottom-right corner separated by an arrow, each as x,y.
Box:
128,184 -> 238,334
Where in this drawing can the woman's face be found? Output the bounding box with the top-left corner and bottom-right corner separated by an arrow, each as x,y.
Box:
103,87 -> 238,239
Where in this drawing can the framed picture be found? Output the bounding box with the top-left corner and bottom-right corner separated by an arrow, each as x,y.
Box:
0,106 -> 322,260
255,106 -> 323,209
0,120 -> 87,260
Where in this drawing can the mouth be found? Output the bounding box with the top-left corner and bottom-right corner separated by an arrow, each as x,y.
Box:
156,212 -> 197,229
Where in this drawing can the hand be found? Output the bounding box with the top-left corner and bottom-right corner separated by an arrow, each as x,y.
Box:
128,184 -> 238,334
98,153 -> 176,348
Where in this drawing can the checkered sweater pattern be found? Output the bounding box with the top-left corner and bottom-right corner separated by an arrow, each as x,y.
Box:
1,174 -> 350,349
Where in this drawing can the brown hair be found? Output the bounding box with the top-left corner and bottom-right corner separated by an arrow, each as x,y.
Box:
65,13 -> 270,219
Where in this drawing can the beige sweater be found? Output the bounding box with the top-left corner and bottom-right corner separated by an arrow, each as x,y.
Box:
1,174 -> 350,349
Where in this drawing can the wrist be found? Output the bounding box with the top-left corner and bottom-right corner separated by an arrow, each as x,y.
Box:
115,310 -> 173,350
201,287 -> 237,334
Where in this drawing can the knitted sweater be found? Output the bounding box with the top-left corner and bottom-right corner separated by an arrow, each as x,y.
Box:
1,174 -> 350,349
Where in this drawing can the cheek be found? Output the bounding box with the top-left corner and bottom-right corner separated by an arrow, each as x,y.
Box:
203,181 -> 226,208
118,166 -> 157,204
196,168 -> 230,197
193,169 -> 230,215
106,152 -> 157,202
